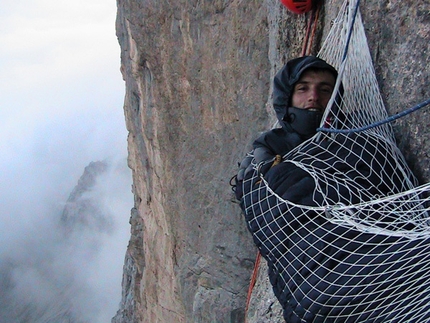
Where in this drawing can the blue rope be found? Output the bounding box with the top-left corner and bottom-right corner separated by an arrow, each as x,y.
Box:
317,98 -> 430,134
342,0 -> 361,62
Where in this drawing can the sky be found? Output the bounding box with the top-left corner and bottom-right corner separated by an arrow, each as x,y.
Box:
0,0 -> 132,322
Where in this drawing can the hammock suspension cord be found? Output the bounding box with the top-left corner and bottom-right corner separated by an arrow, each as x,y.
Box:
318,97 -> 430,134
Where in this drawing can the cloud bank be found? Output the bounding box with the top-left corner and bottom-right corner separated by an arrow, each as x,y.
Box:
0,0 -> 131,322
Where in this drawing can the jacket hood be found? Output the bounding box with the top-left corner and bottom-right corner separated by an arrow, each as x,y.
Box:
273,56 -> 339,129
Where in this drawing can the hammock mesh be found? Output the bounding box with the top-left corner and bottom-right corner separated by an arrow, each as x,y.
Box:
242,1 -> 430,321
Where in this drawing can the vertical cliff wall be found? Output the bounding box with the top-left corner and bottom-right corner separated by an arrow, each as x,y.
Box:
113,1 -> 429,322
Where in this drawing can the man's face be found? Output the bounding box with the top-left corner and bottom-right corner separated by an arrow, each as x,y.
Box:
291,69 -> 336,111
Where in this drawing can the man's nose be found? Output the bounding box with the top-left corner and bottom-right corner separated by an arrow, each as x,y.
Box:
307,88 -> 319,102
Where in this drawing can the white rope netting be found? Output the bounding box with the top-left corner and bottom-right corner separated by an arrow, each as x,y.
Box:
242,1 -> 430,321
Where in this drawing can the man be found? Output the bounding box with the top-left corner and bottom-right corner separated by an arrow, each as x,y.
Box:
234,56 -> 426,322
235,55 -> 339,201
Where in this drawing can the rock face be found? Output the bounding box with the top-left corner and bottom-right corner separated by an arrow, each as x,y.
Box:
113,0 -> 429,322
61,161 -> 112,233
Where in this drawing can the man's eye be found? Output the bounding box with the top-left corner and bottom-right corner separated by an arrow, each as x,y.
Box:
321,87 -> 333,94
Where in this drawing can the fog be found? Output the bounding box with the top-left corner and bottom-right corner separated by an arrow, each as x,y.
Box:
0,0 -> 132,322
0,160 -> 132,323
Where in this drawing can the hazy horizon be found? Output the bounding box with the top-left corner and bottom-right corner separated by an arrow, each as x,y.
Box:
0,0 -> 132,322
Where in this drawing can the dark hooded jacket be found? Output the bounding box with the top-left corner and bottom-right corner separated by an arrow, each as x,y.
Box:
235,56 -> 340,199
253,56 -> 340,166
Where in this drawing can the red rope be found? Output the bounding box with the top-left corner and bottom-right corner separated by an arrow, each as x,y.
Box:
245,251 -> 261,322
301,8 -> 315,56
244,5 -> 321,322
308,5 -> 321,54
301,4 -> 321,56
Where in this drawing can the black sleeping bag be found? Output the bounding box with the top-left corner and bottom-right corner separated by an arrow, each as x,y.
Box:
240,133 -> 430,322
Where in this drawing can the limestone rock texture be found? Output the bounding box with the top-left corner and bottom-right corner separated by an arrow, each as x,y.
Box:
113,0 -> 429,322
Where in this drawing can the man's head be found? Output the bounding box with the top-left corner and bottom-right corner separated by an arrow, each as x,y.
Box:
291,68 -> 336,112
272,56 -> 339,138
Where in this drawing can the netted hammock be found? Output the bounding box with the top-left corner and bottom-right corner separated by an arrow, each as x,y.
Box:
242,0 -> 430,322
